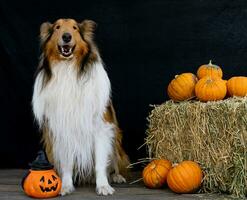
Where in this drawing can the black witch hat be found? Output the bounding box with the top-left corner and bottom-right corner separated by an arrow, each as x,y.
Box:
29,150 -> 53,170
21,150 -> 54,189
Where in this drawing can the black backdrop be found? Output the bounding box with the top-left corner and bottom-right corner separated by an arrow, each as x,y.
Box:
0,0 -> 247,168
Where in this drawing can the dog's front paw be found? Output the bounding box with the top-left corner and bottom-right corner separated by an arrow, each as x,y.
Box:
112,174 -> 126,183
60,182 -> 75,196
96,185 -> 115,196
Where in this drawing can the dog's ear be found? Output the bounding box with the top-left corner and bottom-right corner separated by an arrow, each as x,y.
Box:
79,20 -> 97,41
40,22 -> 53,45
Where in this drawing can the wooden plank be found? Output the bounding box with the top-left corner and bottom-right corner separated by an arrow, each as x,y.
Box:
0,170 -> 235,200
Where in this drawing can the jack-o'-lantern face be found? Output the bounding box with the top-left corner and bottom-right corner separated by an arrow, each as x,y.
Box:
39,174 -> 59,192
23,169 -> 61,198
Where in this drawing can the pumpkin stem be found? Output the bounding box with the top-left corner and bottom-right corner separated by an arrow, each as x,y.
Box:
172,163 -> 179,168
209,60 -> 213,66
150,163 -> 156,169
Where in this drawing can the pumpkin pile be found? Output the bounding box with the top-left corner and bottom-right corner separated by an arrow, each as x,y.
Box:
146,60 -> 247,198
167,60 -> 247,102
142,159 -> 203,194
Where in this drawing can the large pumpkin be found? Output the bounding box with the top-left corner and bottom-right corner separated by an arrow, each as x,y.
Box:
167,73 -> 198,101
195,76 -> 227,101
23,169 -> 62,198
227,76 -> 247,97
142,159 -> 172,188
167,161 -> 203,193
197,60 -> 223,79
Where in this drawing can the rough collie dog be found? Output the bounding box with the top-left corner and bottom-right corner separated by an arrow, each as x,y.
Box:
32,19 -> 129,196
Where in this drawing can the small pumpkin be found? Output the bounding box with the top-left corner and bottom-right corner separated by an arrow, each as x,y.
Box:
167,73 -> 198,101
22,151 -> 61,198
167,161 -> 203,193
195,76 -> 227,101
197,60 -> 223,79
23,169 -> 61,198
227,76 -> 247,97
143,159 -> 172,188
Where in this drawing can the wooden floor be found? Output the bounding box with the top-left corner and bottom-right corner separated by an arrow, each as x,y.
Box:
0,169 -> 236,200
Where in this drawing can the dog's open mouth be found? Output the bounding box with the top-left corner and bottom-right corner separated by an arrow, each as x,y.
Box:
58,45 -> 75,58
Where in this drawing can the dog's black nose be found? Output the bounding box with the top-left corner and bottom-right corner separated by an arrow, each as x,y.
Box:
62,33 -> 72,43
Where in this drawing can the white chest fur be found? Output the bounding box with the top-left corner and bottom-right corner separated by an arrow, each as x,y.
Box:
32,60 -> 111,178
44,61 -> 110,133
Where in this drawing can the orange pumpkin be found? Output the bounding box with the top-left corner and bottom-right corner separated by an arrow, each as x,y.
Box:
197,60 -> 223,79
167,161 -> 203,193
167,73 -> 198,101
23,169 -> 62,198
143,159 -> 172,188
227,76 -> 247,97
195,76 -> 227,101
22,151 -> 61,198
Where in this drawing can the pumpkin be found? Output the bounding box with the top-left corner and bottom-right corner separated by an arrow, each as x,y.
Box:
142,159 -> 172,188
227,76 -> 247,97
167,73 -> 198,101
197,60 -> 223,79
23,169 -> 62,198
195,76 -> 227,101
22,151 -> 61,198
167,161 -> 203,193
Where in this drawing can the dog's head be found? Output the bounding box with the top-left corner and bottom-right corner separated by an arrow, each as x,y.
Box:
40,19 -> 96,61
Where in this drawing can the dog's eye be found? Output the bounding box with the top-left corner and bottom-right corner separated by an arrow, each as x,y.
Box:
55,25 -> 60,30
73,26 -> 77,30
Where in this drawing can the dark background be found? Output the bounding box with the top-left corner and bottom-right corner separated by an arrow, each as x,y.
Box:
0,0 -> 246,168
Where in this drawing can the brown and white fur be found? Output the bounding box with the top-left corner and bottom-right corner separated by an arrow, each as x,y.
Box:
32,19 -> 129,196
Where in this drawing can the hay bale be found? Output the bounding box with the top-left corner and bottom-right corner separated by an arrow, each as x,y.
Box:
146,97 -> 247,198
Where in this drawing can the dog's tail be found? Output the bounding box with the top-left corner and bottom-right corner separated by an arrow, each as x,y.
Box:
115,127 -> 130,176
105,102 -> 130,176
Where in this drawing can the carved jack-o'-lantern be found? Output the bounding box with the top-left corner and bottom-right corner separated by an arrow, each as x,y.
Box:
22,151 -> 61,198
